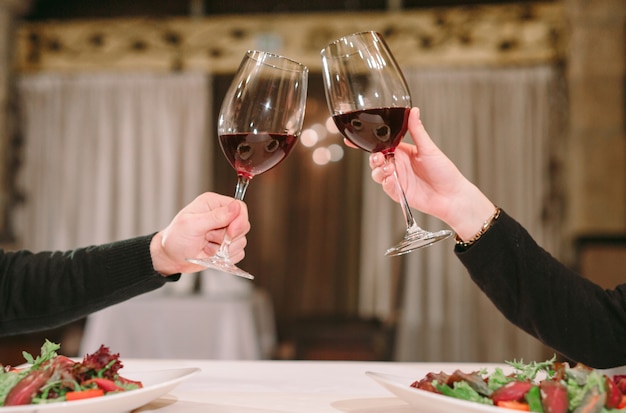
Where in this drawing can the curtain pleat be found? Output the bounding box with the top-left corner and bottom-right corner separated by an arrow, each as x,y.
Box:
15,72 -> 211,277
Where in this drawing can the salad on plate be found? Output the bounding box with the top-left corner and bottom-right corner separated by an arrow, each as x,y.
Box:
412,356 -> 626,412
0,340 -> 142,406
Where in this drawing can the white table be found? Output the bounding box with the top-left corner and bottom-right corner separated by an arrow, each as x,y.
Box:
121,359 -> 500,412
80,288 -> 276,360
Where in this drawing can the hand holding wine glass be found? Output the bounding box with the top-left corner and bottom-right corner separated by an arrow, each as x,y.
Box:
187,50 -> 309,278
321,31 -> 453,256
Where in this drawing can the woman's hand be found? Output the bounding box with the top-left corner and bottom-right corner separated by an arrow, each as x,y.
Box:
368,107 -> 495,240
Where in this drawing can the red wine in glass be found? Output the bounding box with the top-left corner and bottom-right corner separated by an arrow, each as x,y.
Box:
219,132 -> 298,180
332,107 -> 409,154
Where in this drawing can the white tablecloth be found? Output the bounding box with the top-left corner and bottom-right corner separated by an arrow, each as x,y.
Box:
80,288 -> 276,360
118,359 -> 504,412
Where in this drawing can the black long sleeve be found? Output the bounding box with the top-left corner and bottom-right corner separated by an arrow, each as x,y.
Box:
455,210 -> 626,368
0,234 -> 177,336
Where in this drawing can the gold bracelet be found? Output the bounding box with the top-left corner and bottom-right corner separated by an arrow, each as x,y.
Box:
455,207 -> 501,248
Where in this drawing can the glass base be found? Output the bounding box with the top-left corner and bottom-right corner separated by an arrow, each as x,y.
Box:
385,228 -> 454,257
186,256 -> 254,280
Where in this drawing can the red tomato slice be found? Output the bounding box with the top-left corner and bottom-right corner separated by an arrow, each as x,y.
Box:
82,378 -> 124,392
496,400 -> 531,411
65,388 -> 105,401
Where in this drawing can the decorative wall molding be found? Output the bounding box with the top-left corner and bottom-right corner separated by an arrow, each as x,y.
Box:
14,2 -> 566,74
1,0 -> 31,242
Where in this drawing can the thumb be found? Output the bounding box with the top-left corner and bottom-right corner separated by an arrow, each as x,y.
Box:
344,137 -> 358,149
407,107 -> 425,145
408,107 -> 438,154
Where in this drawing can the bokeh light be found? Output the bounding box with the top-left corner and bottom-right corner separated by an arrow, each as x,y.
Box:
328,144 -> 344,162
311,123 -> 328,141
325,117 -> 339,134
312,147 -> 331,165
300,128 -> 318,147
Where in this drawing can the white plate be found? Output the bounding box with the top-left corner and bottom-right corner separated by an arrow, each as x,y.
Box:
0,367 -> 200,413
366,371 -> 519,413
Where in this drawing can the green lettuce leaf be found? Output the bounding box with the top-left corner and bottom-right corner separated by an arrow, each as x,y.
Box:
435,380 -> 494,405
22,340 -> 60,370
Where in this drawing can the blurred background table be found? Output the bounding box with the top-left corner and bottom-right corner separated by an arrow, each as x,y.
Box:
80,274 -> 276,360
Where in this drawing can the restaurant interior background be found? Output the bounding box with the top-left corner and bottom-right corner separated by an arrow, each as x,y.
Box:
0,0 -> 624,366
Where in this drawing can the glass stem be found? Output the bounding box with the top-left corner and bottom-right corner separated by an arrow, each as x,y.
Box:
384,153 -> 419,233
233,175 -> 251,201
215,175 -> 251,259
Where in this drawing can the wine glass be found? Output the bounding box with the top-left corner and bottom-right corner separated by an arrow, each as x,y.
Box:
187,50 -> 309,278
320,31 -> 453,256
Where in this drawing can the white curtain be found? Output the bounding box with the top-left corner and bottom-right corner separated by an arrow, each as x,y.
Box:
15,72 -> 212,293
358,65 -> 565,362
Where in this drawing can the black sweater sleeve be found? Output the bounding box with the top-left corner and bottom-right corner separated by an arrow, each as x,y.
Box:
0,234 -> 178,336
455,209 -> 626,368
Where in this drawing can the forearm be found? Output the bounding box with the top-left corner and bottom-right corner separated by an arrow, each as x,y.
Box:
0,235 -> 176,336
455,210 -> 626,368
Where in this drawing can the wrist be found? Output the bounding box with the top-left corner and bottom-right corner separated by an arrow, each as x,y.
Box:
455,206 -> 501,248
149,232 -> 178,276
445,183 -> 497,241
